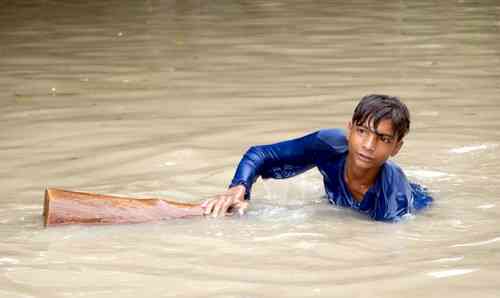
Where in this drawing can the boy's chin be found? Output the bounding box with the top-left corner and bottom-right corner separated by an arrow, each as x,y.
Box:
350,154 -> 384,170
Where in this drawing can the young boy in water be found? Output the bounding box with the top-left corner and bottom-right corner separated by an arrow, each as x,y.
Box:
202,94 -> 432,221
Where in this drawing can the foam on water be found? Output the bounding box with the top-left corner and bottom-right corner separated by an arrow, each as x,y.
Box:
477,204 -> 495,209
451,237 -> 500,248
449,144 -> 497,154
252,232 -> 327,242
427,268 -> 479,278
405,168 -> 451,180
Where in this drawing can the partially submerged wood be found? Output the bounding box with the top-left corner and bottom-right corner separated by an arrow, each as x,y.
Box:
43,188 -> 204,227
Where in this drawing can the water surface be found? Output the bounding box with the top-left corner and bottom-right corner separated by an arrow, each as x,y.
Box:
1,0 -> 500,297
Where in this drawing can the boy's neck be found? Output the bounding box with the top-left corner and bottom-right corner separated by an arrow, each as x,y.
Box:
344,157 -> 381,201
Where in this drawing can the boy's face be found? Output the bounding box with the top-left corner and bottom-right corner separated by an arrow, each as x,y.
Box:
346,118 -> 403,170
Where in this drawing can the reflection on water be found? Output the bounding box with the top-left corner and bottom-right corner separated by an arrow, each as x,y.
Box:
1,0 -> 500,297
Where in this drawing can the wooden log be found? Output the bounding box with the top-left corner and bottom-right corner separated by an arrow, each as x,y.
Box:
43,188 -> 204,227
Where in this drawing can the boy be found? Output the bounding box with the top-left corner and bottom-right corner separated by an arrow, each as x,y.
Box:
202,94 -> 432,221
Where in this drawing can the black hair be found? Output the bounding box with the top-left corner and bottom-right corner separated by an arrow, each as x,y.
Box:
352,94 -> 410,141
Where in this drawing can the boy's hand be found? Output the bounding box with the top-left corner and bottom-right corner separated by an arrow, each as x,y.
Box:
201,185 -> 248,217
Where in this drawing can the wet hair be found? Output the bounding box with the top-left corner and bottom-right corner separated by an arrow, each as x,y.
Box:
352,94 -> 410,141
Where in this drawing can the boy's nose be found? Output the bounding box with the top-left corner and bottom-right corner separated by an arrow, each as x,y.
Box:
362,134 -> 377,151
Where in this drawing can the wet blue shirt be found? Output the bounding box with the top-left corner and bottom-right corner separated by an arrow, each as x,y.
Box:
229,129 -> 433,221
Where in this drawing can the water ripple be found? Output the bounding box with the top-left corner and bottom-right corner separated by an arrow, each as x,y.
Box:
451,236 -> 500,248
427,268 -> 478,278
252,232 -> 327,242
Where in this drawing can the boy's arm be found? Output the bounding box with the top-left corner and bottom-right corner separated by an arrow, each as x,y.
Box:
228,137 -> 318,199
203,129 -> 347,217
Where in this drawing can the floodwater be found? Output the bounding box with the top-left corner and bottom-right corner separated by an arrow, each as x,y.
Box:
1,0 -> 500,297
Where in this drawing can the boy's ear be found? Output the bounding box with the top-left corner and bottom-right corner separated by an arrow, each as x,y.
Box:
346,121 -> 353,139
391,140 -> 404,157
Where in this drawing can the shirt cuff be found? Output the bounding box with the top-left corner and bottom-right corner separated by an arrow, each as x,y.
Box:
228,180 -> 252,200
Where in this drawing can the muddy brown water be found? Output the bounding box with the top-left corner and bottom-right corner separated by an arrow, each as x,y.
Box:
1,1 -> 500,297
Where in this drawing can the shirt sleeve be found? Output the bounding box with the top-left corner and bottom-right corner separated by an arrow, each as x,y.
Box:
229,129 -> 347,199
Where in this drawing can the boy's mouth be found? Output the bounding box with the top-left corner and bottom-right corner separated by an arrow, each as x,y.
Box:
357,152 -> 374,163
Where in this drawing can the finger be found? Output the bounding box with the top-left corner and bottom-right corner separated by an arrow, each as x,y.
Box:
203,198 -> 217,215
200,200 -> 212,215
220,196 -> 234,217
212,196 -> 227,217
236,201 -> 249,216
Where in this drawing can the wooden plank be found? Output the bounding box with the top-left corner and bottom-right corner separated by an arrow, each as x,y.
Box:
43,188 -> 204,227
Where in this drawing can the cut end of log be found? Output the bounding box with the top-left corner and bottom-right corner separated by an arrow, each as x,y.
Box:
43,188 -> 51,227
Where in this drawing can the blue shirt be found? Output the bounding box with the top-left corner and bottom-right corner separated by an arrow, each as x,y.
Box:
229,129 -> 433,221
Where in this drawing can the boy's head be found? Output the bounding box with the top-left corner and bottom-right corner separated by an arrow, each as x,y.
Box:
352,94 -> 410,141
346,95 -> 410,170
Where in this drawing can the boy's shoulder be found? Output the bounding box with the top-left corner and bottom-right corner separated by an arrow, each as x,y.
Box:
383,159 -> 405,173
381,160 -> 408,183
315,128 -> 348,153
378,160 -> 412,202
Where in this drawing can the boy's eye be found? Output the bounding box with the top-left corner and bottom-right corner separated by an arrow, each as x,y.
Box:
356,127 -> 366,134
380,136 -> 393,144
